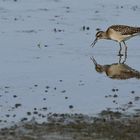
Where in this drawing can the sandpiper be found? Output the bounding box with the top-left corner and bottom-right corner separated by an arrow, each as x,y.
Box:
91,25 -> 140,55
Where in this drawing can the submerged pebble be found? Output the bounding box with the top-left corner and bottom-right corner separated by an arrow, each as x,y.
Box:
15,103 -> 21,108
61,90 -> 66,93
27,112 -> 31,116
13,95 -> 17,98
69,105 -> 74,109
131,90 -> 135,94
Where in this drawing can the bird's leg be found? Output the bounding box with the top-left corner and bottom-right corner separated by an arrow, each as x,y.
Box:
122,41 -> 127,63
123,41 -> 127,57
119,54 -> 122,63
122,53 -> 127,64
118,42 -> 123,56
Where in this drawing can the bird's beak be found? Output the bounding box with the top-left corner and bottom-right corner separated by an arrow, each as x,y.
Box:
91,38 -> 98,47
90,56 -> 97,66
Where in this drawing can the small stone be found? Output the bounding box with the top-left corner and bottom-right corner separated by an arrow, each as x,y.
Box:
113,94 -> 118,98
115,89 -> 119,91
5,114 -> 10,117
65,97 -> 68,99
9,131 -> 15,135
21,118 -> 28,122
69,105 -> 74,109
66,6 -> 70,9
13,114 -> 16,117
54,28 -> 57,32
42,115 -> 46,118
122,108 -> 125,111
131,90 -> 135,94
38,114 -> 42,117
53,113 -> 58,117
13,95 -> 17,98
15,103 -> 21,108
112,88 -> 115,92
5,86 -> 10,89
128,101 -> 133,105
58,29 -> 62,32
33,111 -> 38,115
44,45 -> 48,47
61,90 -> 66,93
95,10 -> 99,13
96,28 -> 101,31
134,96 -> 140,101
14,18 -> 18,20
86,27 -> 90,30
42,107 -> 47,110
82,26 -> 86,30
113,100 -> 116,103
27,112 -> 31,116
46,86 -> 50,89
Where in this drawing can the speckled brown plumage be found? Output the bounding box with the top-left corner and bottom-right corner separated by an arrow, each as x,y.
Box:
91,24 -> 140,56
90,56 -> 140,80
108,25 -> 140,35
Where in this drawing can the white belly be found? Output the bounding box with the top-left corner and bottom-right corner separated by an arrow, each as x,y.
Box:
108,29 -> 131,42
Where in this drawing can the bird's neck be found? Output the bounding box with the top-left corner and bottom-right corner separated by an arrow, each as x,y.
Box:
102,32 -> 110,39
103,65 -> 110,71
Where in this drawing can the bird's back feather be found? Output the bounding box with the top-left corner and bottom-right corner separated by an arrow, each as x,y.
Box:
108,25 -> 140,35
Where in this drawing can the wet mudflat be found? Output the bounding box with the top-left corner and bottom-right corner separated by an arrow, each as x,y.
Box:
0,111 -> 140,140
0,0 -> 140,139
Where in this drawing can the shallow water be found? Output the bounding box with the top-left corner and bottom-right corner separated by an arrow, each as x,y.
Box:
0,0 -> 140,128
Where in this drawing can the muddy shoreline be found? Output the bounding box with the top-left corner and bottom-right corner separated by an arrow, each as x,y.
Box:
0,0 -> 140,140
0,110 -> 140,140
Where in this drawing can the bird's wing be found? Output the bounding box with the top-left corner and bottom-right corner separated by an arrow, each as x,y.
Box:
109,25 -> 140,35
120,65 -> 140,77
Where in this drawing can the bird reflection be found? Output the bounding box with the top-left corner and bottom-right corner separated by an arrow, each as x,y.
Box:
90,56 -> 140,80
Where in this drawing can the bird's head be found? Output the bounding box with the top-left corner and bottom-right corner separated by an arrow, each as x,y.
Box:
95,64 -> 104,73
90,56 -> 104,73
91,31 -> 106,47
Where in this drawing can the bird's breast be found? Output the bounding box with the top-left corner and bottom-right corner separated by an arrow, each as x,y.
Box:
107,28 -> 130,42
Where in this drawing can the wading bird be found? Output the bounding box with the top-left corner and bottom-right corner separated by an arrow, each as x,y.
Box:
91,25 -> 140,56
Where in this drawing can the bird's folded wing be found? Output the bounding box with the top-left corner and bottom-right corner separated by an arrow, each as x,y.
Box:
109,25 -> 140,35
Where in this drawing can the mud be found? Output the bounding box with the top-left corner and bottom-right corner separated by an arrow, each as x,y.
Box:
0,111 -> 140,140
